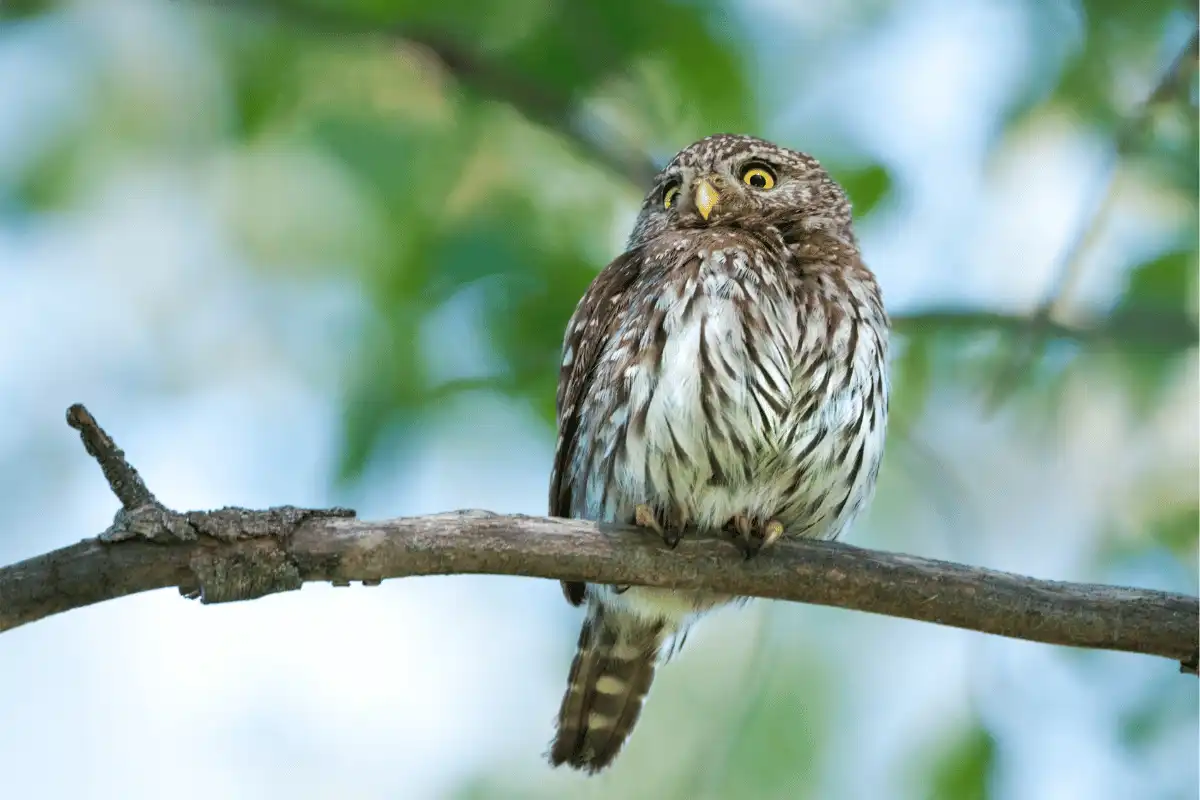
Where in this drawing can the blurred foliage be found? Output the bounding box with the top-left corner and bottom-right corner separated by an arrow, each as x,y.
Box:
1111,248 -> 1197,410
3,0 -> 1197,797
919,720 -> 996,800
4,1 -> 1195,483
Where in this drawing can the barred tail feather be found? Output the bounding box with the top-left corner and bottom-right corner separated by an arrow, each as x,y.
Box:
549,607 -> 665,773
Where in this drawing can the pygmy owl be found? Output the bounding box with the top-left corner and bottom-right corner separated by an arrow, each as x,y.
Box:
547,134 -> 890,773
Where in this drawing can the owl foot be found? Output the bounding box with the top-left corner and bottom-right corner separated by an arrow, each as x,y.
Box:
634,503 -> 682,549
726,515 -> 785,560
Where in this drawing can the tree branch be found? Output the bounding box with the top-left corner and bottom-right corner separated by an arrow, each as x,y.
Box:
198,0 -> 660,185
1,406 -> 1195,679
65,404 -> 158,510
892,307 -> 1197,350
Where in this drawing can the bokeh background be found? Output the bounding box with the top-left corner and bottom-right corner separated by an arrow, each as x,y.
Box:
1,1 -> 1197,798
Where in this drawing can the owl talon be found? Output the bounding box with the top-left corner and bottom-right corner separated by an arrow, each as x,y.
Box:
634,504 -> 663,534
762,519 -> 785,549
634,503 -> 681,549
724,514 -> 754,559
729,514 -> 754,539
725,516 -> 785,560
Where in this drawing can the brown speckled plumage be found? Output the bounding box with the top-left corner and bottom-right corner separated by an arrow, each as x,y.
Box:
548,134 -> 890,773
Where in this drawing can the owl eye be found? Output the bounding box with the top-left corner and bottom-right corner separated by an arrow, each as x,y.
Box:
662,181 -> 681,209
740,163 -> 776,190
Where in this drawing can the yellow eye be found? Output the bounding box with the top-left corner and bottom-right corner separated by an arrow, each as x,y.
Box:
663,182 -> 681,209
741,164 -> 776,190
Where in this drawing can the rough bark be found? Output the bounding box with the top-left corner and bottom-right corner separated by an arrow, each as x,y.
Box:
0,405 -> 1195,678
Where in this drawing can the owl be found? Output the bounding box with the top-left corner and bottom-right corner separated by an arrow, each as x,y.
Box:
547,134 -> 889,773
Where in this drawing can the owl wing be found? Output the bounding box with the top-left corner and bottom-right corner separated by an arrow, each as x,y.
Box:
550,248 -> 647,606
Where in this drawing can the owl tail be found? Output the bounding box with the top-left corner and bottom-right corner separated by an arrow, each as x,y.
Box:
549,606 -> 665,773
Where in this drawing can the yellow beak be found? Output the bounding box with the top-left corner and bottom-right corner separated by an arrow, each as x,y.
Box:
694,179 -> 719,220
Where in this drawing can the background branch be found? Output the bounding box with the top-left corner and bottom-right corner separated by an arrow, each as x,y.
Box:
200,0 -> 660,185
892,307 -> 1197,349
1,406 -> 1196,678
985,29 -> 1200,408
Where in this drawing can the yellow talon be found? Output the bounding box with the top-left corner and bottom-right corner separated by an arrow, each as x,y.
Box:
727,515 -> 786,559
634,504 -> 682,548
634,504 -> 663,534
731,514 -> 753,540
763,519 -> 785,548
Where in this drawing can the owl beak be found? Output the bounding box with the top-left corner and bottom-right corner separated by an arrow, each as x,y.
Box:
694,179 -> 719,220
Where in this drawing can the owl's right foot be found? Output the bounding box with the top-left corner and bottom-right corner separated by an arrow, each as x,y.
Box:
726,514 -> 785,560
634,504 -> 682,549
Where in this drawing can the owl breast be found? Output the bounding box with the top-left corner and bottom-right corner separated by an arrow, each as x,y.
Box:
615,246 -> 800,530
567,236 -> 888,624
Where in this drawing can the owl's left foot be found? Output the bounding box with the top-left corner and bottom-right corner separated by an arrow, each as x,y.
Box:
634,503 -> 683,549
726,515 -> 785,560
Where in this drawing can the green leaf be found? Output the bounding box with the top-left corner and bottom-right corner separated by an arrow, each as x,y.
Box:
835,163 -> 892,219
640,1 -> 756,133
336,298 -> 429,483
1099,505 -> 1200,565
0,0 -> 54,19
1001,0 -> 1191,147
306,111 -> 474,304
9,133 -> 84,212
211,18 -> 310,140
1151,505 -> 1200,559
480,243 -> 596,426
307,114 -> 448,218
920,722 -> 996,800
889,330 -> 934,435
1053,0 -> 1187,128
429,207 -> 530,298
1118,249 -> 1195,314
1110,248 -> 1198,411
504,0 -> 755,135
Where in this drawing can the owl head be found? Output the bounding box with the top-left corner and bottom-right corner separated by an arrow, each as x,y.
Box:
626,134 -> 855,250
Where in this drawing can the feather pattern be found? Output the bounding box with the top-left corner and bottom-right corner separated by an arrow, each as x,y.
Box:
548,134 -> 890,772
